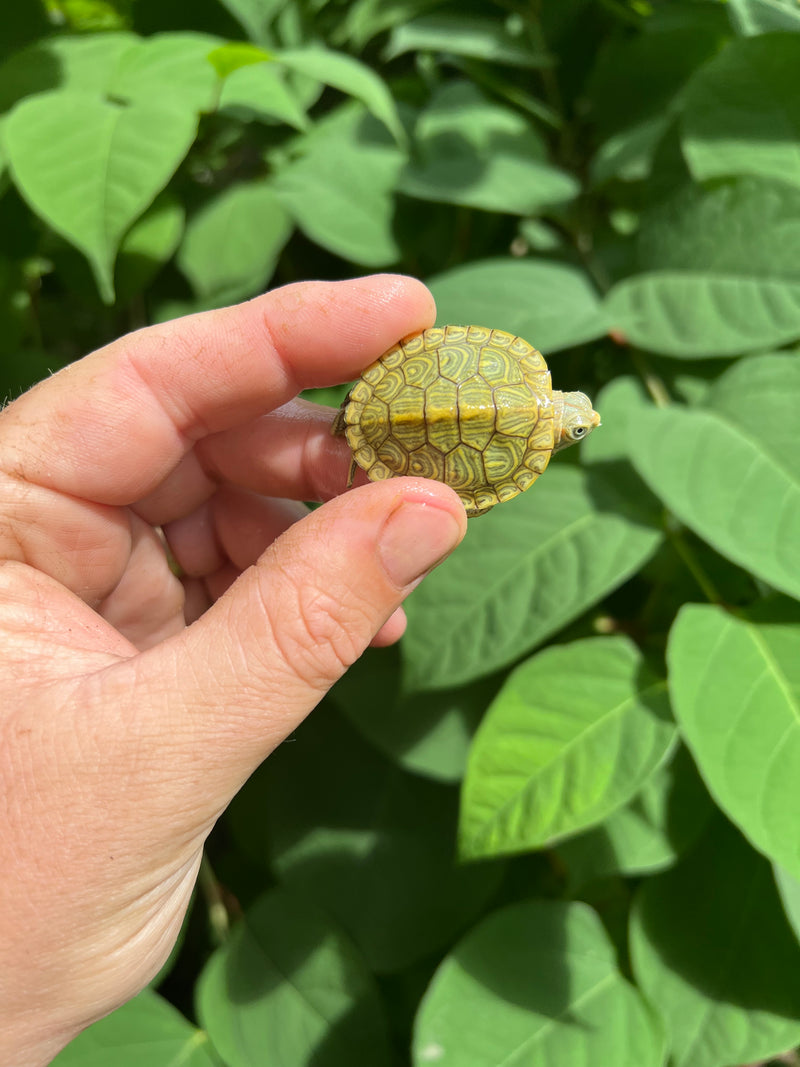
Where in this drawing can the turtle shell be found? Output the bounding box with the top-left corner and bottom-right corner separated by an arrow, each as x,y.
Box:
335,325 -> 555,516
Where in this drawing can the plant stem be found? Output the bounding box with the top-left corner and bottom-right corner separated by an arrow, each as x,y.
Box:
664,520 -> 724,606
630,349 -> 670,408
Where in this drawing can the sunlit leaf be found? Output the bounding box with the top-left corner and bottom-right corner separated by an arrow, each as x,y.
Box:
403,465 -> 662,691
177,180 -> 291,304
5,90 -> 196,302
681,35 -> 800,189
52,990 -> 220,1066
728,0 -> 800,33
385,13 -> 550,68
218,60 -> 307,129
413,899 -> 665,1067
668,601 -> 800,881
428,258 -> 607,353
459,636 -> 675,859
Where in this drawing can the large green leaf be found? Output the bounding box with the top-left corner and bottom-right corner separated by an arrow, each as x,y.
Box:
628,382 -> 800,600
0,32 -> 137,112
399,81 -> 577,215
681,35 -> 800,190
556,745 -> 713,889
604,272 -> 800,357
107,32 -> 221,112
402,465 -> 662,691
428,259 -> 607,353
197,887 -> 393,1067
385,13 -> 550,68
218,60 -> 307,129
630,817 -> 800,1067
5,90 -> 197,302
52,990 -> 220,1066
215,0 -> 285,45
276,46 -> 405,143
668,601 -> 800,880
227,709 -> 503,973
177,180 -> 291,305
728,0 -> 800,33
271,103 -> 404,265
459,636 -> 675,860
413,899 -> 665,1067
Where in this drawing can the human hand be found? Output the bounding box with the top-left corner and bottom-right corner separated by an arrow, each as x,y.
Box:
0,275 -> 467,1066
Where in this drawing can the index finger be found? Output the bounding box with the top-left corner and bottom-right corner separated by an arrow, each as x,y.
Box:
0,275 -> 435,506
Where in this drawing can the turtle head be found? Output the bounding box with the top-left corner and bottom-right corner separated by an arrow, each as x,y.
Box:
552,391 -> 601,452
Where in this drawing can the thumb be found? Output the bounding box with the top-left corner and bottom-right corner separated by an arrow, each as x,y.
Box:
134,478 -> 466,803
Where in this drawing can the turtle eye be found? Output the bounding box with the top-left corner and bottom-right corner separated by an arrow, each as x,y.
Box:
572,425 -> 587,438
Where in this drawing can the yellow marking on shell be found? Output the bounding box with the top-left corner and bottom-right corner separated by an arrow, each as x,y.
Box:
402,355 -> 439,388
350,378 -> 374,404
483,434 -> 527,481
493,384 -> 538,438
496,481 -> 520,502
374,366 -> 405,402
361,362 -> 385,386
445,444 -> 485,489
458,376 -> 496,450
378,434 -> 410,474
514,468 -> 538,490
425,377 -> 460,453
524,451 -> 550,474
400,333 -> 425,356
527,413 -> 555,451
479,345 -> 523,386
442,324 -> 469,344
423,326 -> 446,348
383,346 -> 405,370
467,324 -> 492,345
489,329 -> 512,348
354,442 -> 378,471
388,384 -> 428,452
474,487 -> 498,512
438,342 -> 480,382
360,396 -> 390,446
407,444 -> 446,480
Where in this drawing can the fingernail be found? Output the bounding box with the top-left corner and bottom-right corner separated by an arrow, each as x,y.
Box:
378,498 -> 464,589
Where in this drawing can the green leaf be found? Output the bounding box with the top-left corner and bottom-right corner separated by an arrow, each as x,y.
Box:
115,192 -> 185,300
5,90 -> 197,303
428,259 -> 607,354
605,271 -> 800,357
556,745 -> 714,889
271,103 -> 404,266
228,709 -> 503,973
385,13 -> 550,68
332,643 -> 497,783
206,41 -> 272,78
0,32 -> 138,113
177,180 -> 291,304
197,887 -> 393,1067
413,899 -> 665,1067
728,0 -> 800,33
399,81 -> 578,215
630,816 -> 800,1067
276,46 -> 405,143
52,990 -> 220,1066
681,35 -> 800,190
106,32 -> 221,112
774,864 -> 800,943
218,60 -> 308,129
629,402 -> 800,601
459,636 -> 675,860
668,601 -> 800,881
402,465 -> 662,691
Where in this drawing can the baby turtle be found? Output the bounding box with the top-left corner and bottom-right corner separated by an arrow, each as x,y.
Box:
332,325 -> 600,516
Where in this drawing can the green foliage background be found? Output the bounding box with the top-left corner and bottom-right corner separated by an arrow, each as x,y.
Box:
3,0 -> 800,1064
